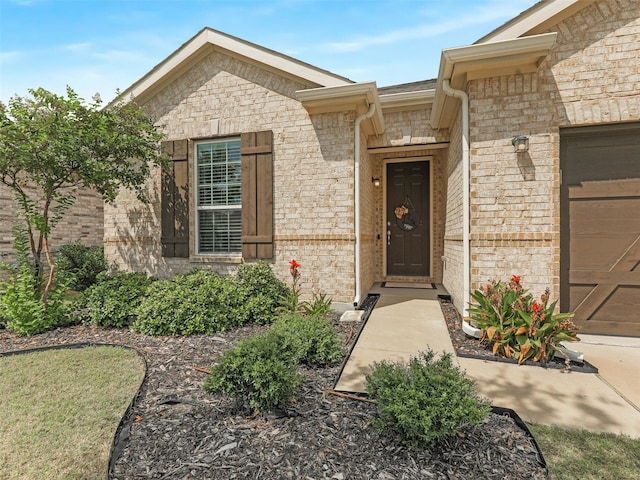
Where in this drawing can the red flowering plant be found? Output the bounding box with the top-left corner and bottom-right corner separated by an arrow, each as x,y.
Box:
468,275 -> 579,364
289,259 -> 301,293
278,259 -> 333,316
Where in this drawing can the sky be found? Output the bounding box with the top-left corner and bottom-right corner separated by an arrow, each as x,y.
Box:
0,0 -> 536,105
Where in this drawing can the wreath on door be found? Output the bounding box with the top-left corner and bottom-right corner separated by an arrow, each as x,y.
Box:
394,196 -> 420,231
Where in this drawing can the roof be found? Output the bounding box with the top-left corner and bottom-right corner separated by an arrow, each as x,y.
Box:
476,0 -> 596,44
114,27 -> 353,106
378,79 -> 437,95
431,0 -> 592,128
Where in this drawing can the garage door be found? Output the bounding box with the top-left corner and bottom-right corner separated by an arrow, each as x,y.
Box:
560,123 -> 640,336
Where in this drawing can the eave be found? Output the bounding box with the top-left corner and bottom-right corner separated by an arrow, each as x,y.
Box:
430,32 -> 557,129
296,82 -> 385,136
113,27 -> 352,106
379,89 -> 435,111
476,0 -> 596,44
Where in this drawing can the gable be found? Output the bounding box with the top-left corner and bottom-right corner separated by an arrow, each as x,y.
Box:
476,0 -> 597,43
115,27 -> 353,106
430,0 -> 639,129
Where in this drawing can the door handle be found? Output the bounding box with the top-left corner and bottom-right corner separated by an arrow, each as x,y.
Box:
387,230 -> 391,246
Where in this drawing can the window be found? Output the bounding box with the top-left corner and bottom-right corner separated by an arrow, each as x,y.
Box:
195,138 -> 242,254
161,131 -> 273,260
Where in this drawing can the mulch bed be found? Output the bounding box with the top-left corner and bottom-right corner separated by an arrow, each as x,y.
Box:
439,297 -> 597,373
0,313 -> 548,479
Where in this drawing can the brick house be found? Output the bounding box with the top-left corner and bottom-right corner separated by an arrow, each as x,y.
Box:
106,0 -> 639,336
0,187 -> 103,265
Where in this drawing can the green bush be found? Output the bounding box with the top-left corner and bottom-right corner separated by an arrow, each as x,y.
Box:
0,230 -> 70,336
81,271 -> 155,328
271,313 -> 344,367
55,242 -> 107,291
204,332 -> 303,412
235,262 -> 289,324
365,349 -> 490,449
132,269 -> 249,336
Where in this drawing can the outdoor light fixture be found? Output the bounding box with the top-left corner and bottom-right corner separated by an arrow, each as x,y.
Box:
372,177 -> 381,187
512,135 -> 529,153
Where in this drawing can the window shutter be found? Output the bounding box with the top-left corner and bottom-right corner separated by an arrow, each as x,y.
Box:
241,131 -> 273,259
161,139 -> 190,258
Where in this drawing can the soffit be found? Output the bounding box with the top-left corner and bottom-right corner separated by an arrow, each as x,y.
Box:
113,27 -> 353,106
379,89 -> 435,111
430,32 -> 557,128
297,82 -> 386,136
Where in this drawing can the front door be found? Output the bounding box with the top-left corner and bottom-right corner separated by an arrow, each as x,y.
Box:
386,161 -> 430,276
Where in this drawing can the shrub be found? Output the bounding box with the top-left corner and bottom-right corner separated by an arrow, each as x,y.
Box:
80,271 -> 155,328
271,312 -> 344,367
132,269 -> 248,336
235,262 -> 289,324
366,349 -> 490,449
55,242 -> 107,291
468,275 -> 579,363
0,228 -> 70,336
301,292 -> 333,317
204,332 -> 303,412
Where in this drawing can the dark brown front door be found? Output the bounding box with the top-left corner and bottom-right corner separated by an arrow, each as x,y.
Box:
386,161 -> 430,276
560,123 -> 640,336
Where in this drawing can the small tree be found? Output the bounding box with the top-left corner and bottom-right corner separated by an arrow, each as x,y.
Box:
0,86 -> 165,322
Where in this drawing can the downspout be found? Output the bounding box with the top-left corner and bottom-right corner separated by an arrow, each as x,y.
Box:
353,102 -> 377,307
441,79 -> 470,316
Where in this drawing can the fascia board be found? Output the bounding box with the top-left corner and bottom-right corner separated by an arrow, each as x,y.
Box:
201,29 -> 353,87
296,81 -> 378,105
113,27 -> 352,106
430,32 -> 557,128
379,89 -> 435,110
476,0 -> 595,44
297,82 -> 385,135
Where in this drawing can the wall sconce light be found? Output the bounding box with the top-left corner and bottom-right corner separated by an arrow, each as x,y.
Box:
512,135 -> 529,153
372,177 -> 381,187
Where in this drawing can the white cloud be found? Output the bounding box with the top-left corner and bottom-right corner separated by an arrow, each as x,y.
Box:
0,50 -> 23,64
324,2 -> 531,53
64,43 -> 92,53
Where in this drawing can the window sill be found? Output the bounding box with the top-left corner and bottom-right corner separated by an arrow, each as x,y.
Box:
190,255 -> 243,265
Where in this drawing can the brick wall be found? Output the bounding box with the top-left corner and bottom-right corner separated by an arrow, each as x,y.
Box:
104,50 -> 357,303
1,185 -> 103,265
443,108 -> 465,312
465,0 -> 638,303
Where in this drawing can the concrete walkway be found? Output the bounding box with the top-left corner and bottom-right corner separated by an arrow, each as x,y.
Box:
335,284 -> 640,438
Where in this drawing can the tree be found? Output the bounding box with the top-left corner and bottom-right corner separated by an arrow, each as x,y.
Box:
0,86 -> 165,320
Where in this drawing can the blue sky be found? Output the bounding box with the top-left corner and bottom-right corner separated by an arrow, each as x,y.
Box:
0,0 -> 535,104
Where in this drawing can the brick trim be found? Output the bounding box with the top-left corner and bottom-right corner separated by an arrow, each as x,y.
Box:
275,234 -> 355,244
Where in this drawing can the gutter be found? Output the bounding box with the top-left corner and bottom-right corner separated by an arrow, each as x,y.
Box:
353,102 -> 377,307
441,80 -> 470,317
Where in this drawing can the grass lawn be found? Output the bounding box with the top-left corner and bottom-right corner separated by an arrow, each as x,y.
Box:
0,346 -> 145,480
529,423 -> 640,480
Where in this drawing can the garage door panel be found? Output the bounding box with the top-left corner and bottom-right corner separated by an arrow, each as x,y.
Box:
590,287 -> 640,322
579,286 -> 640,336
561,123 -> 640,337
570,235 -> 640,271
569,179 -> 640,199
567,285 -> 597,311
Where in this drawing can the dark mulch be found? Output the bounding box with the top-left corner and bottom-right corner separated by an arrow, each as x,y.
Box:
0,313 -> 548,480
